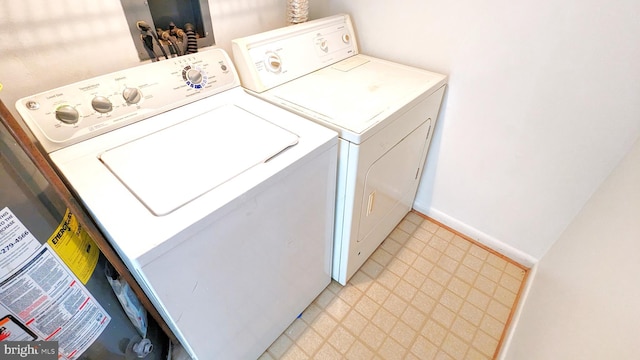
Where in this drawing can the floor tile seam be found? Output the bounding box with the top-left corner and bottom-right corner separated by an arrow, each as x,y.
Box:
438,288 -> 466,314
404,236 -> 428,255
299,321 -> 358,359
349,319 -> 394,356
415,246 -> 444,271
367,282 -> 393,307
435,257 -> 463,294
436,253 -> 463,276
415,217 -> 440,234
450,313 -> 482,346
452,262 -> 480,286
327,325 -> 363,357
492,288 -> 518,308
479,260 -> 503,279
388,319 -> 421,349
266,332 -> 297,358
495,280 -> 521,297
395,292 -> 442,350
368,250 -> 395,269
401,266 -> 429,290
404,212 -> 426,225
394,245 -> 422,266
315,310 -> 341,331
441,331 -> 473,360
388,321 -> 422,359
347,279 -> 373,295
477,312 -> 506,342
388,227 -> 413,246
427,254 -> 458,286
473,274 -> 499,298
373,250 -> 435,292
497,275 -> 524,295
471,328 -> 500,358
407,336 -> 439,360
336,288 -> 365,308
410,289 -> 441,321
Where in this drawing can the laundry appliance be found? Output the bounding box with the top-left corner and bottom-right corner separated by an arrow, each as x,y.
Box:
232,14 -> 447,285
15,48 -> 338,359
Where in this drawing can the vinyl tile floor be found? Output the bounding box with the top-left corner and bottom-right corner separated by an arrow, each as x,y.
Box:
260,211 -> 528,360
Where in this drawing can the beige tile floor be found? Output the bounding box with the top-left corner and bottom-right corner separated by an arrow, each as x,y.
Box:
260,211 -> 528,360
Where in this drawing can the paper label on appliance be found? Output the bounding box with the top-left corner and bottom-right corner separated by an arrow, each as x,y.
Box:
0,245 -> 110,360
47,209 -> 99,284
0,207 -> 43,279
0,313 -> 38,341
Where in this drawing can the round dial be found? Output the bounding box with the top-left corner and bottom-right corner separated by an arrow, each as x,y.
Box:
92,96 -> 113,113
187,69 -> 203,84
55,105 -> 79,124
182,65 -> 208,89
264,52 -> 282,73
122,87 -> 142,105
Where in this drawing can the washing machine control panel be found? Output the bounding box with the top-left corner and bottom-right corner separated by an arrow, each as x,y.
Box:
232,14 -> 358,93
16,49 -> 239,153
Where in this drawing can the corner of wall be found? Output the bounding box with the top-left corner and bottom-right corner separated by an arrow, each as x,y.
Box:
414,205 -> 538,268
496,262 -> 539,360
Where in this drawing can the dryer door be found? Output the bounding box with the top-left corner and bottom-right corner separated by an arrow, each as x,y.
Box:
357,119 -> 432,245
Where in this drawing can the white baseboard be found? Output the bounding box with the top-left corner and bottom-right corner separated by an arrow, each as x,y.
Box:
496,263 -> 538,359
416,207 -> 539,268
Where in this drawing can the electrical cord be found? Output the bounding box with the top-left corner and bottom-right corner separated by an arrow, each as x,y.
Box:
158,29 -> 182,57
136,21 -> 169,60
169,22 -> 188,56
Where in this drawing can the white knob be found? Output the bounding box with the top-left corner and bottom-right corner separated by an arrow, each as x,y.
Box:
55,105 -> 79,124
123,87 -> 142,105
92,96 -> 113,113
319,40 -> 328,53
187,69 -> 203,84
264,52 -> 282,73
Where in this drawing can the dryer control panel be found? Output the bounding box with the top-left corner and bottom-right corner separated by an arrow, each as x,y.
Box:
16,48 -> 239,153
232,14 -> 359,93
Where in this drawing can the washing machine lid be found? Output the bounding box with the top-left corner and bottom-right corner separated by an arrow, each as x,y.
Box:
268,55 -> 445,144
99,104 -> 299,216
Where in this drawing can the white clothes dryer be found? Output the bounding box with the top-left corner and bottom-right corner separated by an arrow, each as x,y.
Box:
232,14 -> 447,285
16,48 -> 338,359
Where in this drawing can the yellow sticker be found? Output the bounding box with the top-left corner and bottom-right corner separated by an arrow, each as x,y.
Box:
0,83 -> 3,92
48,209 -> 100,284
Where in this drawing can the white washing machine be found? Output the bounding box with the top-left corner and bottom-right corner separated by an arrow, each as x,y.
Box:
232,14 -> 448,285
15,48 -> 338,359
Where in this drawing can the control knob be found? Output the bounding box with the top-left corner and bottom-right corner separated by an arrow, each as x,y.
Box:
55,105 -> 79,124
264,52 -> 282,73
186,68 -> 203,84
122,87 -> 142,105
92,96 -> 113,113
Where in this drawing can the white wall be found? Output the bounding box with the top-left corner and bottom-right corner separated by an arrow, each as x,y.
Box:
502,136 -> 640,359
0,0 -> 287,121
310,0 -> 640,263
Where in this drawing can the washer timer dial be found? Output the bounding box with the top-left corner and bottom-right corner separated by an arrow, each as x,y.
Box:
182,65 -> 208,89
